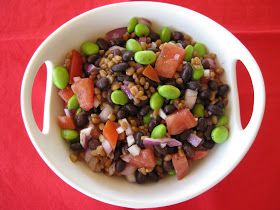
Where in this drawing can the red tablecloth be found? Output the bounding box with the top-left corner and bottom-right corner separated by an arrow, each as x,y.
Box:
1,0 -> 279,209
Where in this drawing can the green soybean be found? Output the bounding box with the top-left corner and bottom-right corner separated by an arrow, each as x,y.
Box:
211,126 -> 229,143
111,90 -> 128,105
143,114 -> 151,125
192,67 -> 204,80
67,95 -> 79,110
151,124 -> 167,139
192,103 -> 204,117
52,66 -> 69,89
150,92 -> 164,110
168,170 -> 176,176
127,17 -> 138,33
61,129 -> 79,142
135,23 -> 150,37
185,45 -> 194,61
158,85 -> 180,100
194,42 -> 207,57
81,41 -> 99,55
134,50 -> 156,64
160,26 -> 171,42
216,115 -> 229,126
76,108 -> 82,115
126,39 -> 142,53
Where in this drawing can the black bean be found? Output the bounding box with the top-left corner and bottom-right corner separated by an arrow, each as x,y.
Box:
208,80 -> 218,90
96,38 -> 110,50
172,31 -> 184,41
96,77 -> 110,90
94,57 -> 101,67
177,40 -> 188,48
87,54 -> 100,64
147,171 -> 159,182
148,118 -> 158,132
111,62 -> 129,72
179,129 -> 192,141
134,131 -> 144,149
70,142 -> 84,151
122,50 -> 134,62
124,104 -> 138,116
215,101 -> 224,109
115,159 -> 126,173
111,38 -> 126,47
75,112 -> 89,128
196,118 -> 208,132
114,141 -> 123,161
187,81 -> 200,90
163,160 -> 174,173
113,49 -> 122,56
88,139 -> 101,150
107,90 -> 114,105
139,105 -> 150,116
116,107 -> 128,119
147,78 -> 158,88
116,74 -> 133,82
166,146 -> 178,154
153,145 -> 167,157
204,125 -> 214,141
183,143 -> 195,158
164,104 -> 177,115
181,63 -> 193,83
207,104 -> 223,116
135,99 -> 149,107
202,140 -> 215,149
135,171 -> 146,184
217,84 -> 229,97
201,59 -> 210,69
149,31 -> 160,41
199,89 -> 210,100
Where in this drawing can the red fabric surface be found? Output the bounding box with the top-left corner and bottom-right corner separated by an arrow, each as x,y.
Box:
0,0 -> 279,209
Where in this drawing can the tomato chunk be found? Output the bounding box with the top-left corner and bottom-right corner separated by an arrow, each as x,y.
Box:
192,150 -> 208,160
129,148 -> 156,169
69,50 -> 83,84
143,65 -> 160,82
155,43 -> 185,78
58,86 -> 74,103
71,78 -> 94,111
166,108 -> 197,135
103,120 -> 118,150
57,116 -> 75,129
172,153 -> 189,180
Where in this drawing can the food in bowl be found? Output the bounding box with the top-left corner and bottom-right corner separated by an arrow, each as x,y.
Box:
53,17 -> 230,184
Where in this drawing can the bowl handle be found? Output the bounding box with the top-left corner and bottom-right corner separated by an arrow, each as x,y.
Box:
21,49 -> 54,140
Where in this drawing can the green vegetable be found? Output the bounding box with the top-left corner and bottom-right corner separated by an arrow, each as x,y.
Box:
76,108 -> 82,115
192,103 -> 204,117
192,67 -> 204,80
168,170 -> 176,176
216,115 -> 229,126
111,90 -> 128,105
80,41 -> 99,55
150,92 -> 164,110
143,114 -> 151,125
185,45 -> 194,61
160,26 -> 171,42
194,42 -> 207,57
126,39 -> 142,53
52,66 -> 69,89
156,159 -> 162,166
151,124 -> 167,139
211,126 -> 229,143
127,17 -> 138,33
67,95 -> 79,110
158,85 -> 181,100
135,23 -> 150,37
61,129 -> 79,142
134,50 -> 156,64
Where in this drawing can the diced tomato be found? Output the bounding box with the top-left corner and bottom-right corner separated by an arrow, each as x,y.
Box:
172,153 -> 189,180
155,43 -> 185,78
69,50 -> 83,84
71,78 -> 94,111
129,148 -> 156,169
192,150 -> 208,160
103,120 -> 118,150
143,65 -> 160,83
57,116 -> 75,129
58,86 -> 74,103
166,108 -> 198,135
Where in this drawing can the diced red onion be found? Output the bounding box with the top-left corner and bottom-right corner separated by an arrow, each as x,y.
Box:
143,138 -> 182,147
137,17 -> 152,28
128,144 -> 141,156
109,46 -> 125,52
102,139 -> 112,155
93,97 -> 101,108
84,148 -> 92,163
151,42 -> 157,48
64,108 -> 74,117
187,133 -> 203,147
120,164 -> 137,176
127,135 -> 135,147
159,109 -> 167,120
160,143 -> 167,148
125,126 -> 133,136
116,126 -> 125,134
185,89 -> 198,109
80,127 -> 92,148
139,37 -> 147,43
106,27 -> 127,40
99,104 -> 113,122
121,85 -> 134,100
73,77 -> 81,83
204,69 -> 211,78
86,64 -> 100,74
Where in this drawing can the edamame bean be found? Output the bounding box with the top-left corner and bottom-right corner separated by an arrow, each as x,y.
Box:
158,85 -> 180,100
52,66 -> 69,89
61,129 -> 79,142
135,23 -> 150,37
134,50 -> 156,64
192,67 -> 204,80
192,103 -> 204,117
126,39 -> 142,52
111,90 -> 128,105
211,126 -> 229,143
150,92 -> 164,110
194,42 -> 207,57
81,41 -> 99,55
127,17 -> 138,33
160,26 -> 171,42
151,124 -> 167,139
216,115 -> 229,126
185,45 -> 194,61
143,114 -> 151,125
67,95 -> 79,110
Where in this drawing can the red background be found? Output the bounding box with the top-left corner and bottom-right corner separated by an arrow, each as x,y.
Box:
1,0 -> 279,209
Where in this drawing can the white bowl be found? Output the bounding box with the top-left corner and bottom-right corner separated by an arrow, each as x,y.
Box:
21,1 -> 265,208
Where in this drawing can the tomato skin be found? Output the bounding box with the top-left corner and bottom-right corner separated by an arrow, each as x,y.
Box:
155,43 -> 185,78
166,108 -> 198,135
57,116 -> 76,129
103,120 -> 118,150
129,148 -> 156,169
143,65 -> 160,82
69,50 -> 83,84
172,153 -> 189,180
58,86 -> 74,103
71,78 -> 94,111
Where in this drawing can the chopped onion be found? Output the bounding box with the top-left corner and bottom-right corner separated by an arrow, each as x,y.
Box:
128,144 -> 141,156
127,135 -> 135,147
121,85 -> 134,100
120,164 -> 137,176
93,97 -> 101,108
125,174 -> 136,183
64,108 -> 74,117
73,77 -> 81,83
187,133 -> 203,147
99,104 -> 113,122
137,17 -> 152,27
102,139 -> 112,155
143,138 -> 182,147
151,42 -> 157,48
106,27 -> 127,40
204,69 -> 211,78
109,46 -> 125,52
86,64 -> 100,74
125,126 -> 133,136
159,109 -> 167,120
185,89 -> 198,109
160,143 -> 167,148
80,127 -> 92,148
116,126 -> 125,134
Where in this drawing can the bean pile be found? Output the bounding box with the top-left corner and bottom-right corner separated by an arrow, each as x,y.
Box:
53,17 -> 230,184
